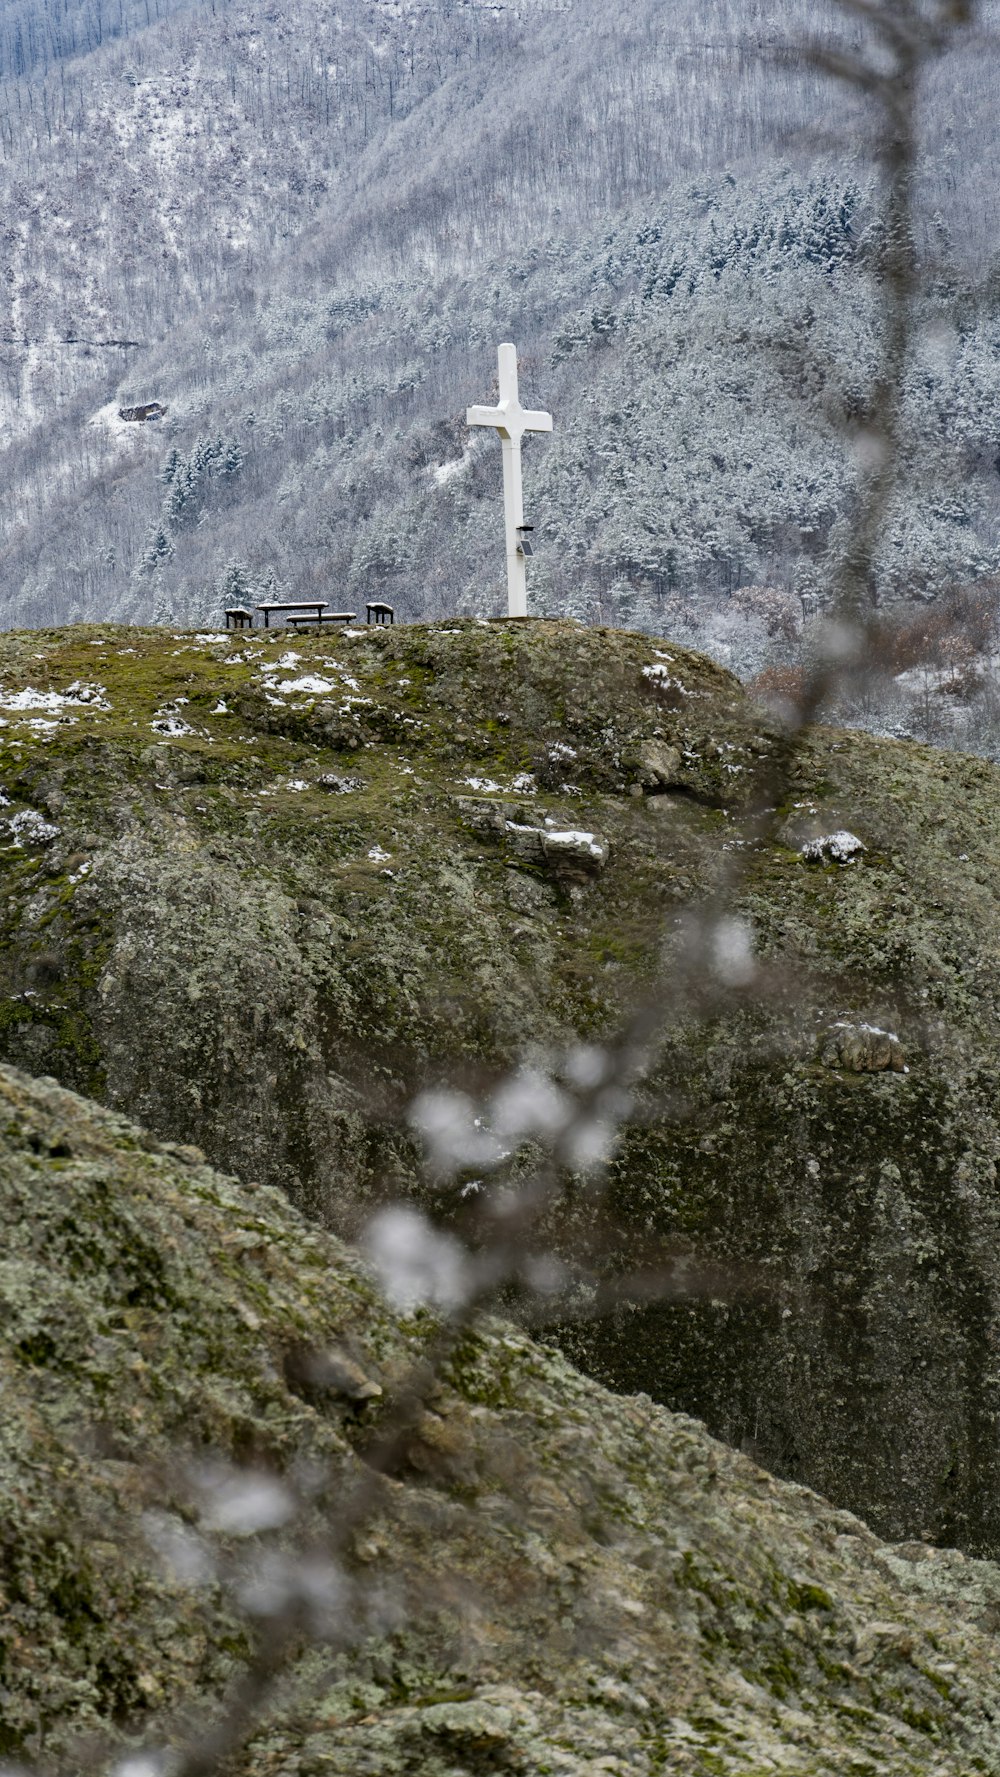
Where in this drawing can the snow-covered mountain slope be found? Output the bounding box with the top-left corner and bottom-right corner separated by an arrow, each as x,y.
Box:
1,0 -> 1000,698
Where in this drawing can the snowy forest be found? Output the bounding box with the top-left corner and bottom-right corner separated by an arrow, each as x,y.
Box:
2,0 -> 1000,748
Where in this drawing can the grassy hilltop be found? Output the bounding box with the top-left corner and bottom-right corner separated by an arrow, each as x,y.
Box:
2,617 -> 1000,1556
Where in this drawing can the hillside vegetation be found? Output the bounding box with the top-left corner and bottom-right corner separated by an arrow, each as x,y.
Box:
2,617 -> 1000,1563
5,1058 -> 1000,1775
2,0 -> 1000,705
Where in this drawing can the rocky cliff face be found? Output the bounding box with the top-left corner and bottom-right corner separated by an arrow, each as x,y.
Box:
5,1059 -> 1000,1776
1,618 -> 999,1559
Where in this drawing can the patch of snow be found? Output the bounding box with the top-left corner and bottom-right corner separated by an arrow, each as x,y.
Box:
267,675 -> 338,696
433,444 -> 474,488
89,399 -> 164,445
151,714 -> 195,737
545,829 -> 601,849
368,845 -> 391,863
642,664 -> 691,693
801,831 -> 866,865
286,780 -> 308,792
4,809 -> 59,846
65,680 -> 111,708
463,777 -> 503,793
831,1018 -> 899,1041
516,824 -> 606,861
510,772 -> 537,794
0,683 -> 108,712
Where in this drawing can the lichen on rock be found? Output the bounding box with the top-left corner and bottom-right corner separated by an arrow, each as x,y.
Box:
822,1019 -> 908,1073
2,619 -> 1000,1561
3,1060 -> 1000,1775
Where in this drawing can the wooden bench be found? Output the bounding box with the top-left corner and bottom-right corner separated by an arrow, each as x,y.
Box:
224,607 -> 254,629
366,601 -> 395,626
284,611 -> 357,630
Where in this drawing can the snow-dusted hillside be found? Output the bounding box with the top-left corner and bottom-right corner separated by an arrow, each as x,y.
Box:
1,0 -> 1000,757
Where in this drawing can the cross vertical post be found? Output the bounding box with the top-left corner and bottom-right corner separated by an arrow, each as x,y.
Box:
467,343 -> 553,618
500,427 -> 526,618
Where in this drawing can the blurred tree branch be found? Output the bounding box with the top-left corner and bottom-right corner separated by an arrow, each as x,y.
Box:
27,5 -> 985,1775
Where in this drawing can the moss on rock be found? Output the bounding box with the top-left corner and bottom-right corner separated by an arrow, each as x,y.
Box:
2,620 -> 1000,1559
4,1061 -> 1000,1773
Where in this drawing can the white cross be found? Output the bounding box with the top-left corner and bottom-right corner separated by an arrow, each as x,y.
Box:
467,342 -> 553,618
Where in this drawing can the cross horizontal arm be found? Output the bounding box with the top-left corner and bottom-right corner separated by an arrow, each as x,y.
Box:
467,402 -> 553,439
467,404 -> 505,428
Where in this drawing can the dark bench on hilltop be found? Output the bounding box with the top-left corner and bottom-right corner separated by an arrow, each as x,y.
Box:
225,607 -> 254,629
366,601 -> 394,625
285,611 -> 357,630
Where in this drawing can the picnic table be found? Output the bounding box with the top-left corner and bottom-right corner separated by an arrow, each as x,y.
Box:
255,600 -> 329,630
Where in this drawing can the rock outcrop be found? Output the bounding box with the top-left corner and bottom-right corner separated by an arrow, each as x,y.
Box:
1,619 -> 1000,1559
822,1019 -> 908,1073
4,1060 -> 1000,1776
